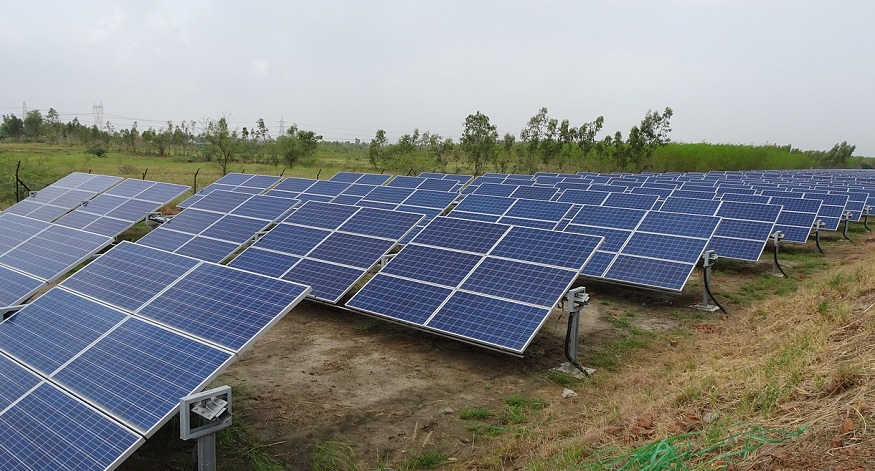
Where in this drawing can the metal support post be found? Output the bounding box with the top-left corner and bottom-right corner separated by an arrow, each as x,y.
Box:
180,386 -> 233,471
552,287 -> 594,377
771,231 -> 786,277
863,206 -> 872,231
813,220 -> 824,254
841,212 -> 853,241
692,250 -> 720,312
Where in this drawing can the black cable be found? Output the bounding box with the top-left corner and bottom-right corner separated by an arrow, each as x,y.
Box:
842,220 -> 853,242
703,266 -> 727,314
773,243 -> 788,277
814,229 -> 824,254
564,314 -> 587,374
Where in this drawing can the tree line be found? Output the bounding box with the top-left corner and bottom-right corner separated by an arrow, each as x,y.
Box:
0,107 -> 859,175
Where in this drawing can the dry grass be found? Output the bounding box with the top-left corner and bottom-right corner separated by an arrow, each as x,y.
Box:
453,242 -> 875,470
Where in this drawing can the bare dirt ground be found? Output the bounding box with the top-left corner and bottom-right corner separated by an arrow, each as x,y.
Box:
119,231 -> 875,471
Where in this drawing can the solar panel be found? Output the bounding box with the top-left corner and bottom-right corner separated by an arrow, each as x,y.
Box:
452,194 -> 516,215
337,208 -> 423,240
0,225 -> 113,281
603,254 -> 696,291
362,186 -> 415,204
658,196 -> 721,216
602,192 -> 659,210
0,266 -> 43,307
283,201 -> 359,229
0,214 -> 51,253
134,227 -> 195,252
174,236 -> 239,263
556,189 -> 609,205
229,194 -> 299,221
62,242 -> 200,312
346,217 -> 603,353
281,259 -> 365,302
186,190 -> 253,213
769,196 -> 821,243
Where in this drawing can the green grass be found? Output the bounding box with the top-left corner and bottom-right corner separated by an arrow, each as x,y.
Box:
459,407 -> 492,420
397,449 -> 449,470
651,143 -> 816,172
586,326 -> 655,372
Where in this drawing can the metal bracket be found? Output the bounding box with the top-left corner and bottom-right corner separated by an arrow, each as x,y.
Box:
553,287 -> 595,376
180,386 -> 233,471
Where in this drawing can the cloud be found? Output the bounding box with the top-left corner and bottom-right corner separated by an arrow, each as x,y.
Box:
251,60 -> 270,78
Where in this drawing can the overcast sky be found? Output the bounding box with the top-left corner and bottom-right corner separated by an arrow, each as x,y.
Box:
2,1 -> 874,155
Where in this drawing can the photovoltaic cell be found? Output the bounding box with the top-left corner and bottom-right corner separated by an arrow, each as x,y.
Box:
382,245 -> 482,286
452,195 -> 516,215
427,291 -> 547,352
174,236 -> 239,263
658,197 -> 721,216
602,192 -> 659,210
337,208 -> 423,240
460,258 -> 576,306
306,232 -> 395,268
281,259 -> 365,302
412,217 -> 508,253
254,224 -> 332,255
621,232 -> 708,264
490,226 -> 601,269
0,267 -> 43,307
161,209 -> 224,234
61,242 -> 199,312
134,228 -> 194,252
345,274 -> 453,324
636,211 -> 720,239
0,225 -> 113,281
570,205 -> 646,230
228,247 -> 301,278
137,263 -> 310,352
603,255 -> 694,291
186,190 -> 253,213
283,201 -> 359,229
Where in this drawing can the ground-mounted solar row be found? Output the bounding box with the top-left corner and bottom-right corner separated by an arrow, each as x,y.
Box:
0,266 -> 44,307
769,196 -> 822,243
346,217 -> 603,354
803,192 -> 849,230
178,172 -> 283,207
2,173 -> 123,222
0,224 -> 114,282
0,243 -> 310,469
54,179 -> 189,237
229,201 -> 422,303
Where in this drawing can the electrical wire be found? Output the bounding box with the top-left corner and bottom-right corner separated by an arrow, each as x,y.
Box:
773,243 -> 788,277
703,266 -> 727,314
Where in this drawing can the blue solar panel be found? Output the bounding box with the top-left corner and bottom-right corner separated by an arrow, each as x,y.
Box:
307,232 -> 396,268
770,196 -> 821,213
329,172 -> 363,182
621,232 -> 707,264
637,211 -> 719,238
402,190 -> 457,209
53,317 -> 233,435
603,255 -> 694,291
383,245 -> 483,286
658,197 -> 721,215
356,200 -> 398,210
602,192 -> 659,210
228,247 -> 301,278
708,236 -> 766,261
200,215 -> 270,244
630,186 -> 674,198
777,211 -> 818,227
671,189 -> 716,200
346,274 -> 452,324
775,225 -> 812,243
137,263 -> 310,352
0,354 -> 41,411
396,205 -> 442,220
363,186 -> 415,204
241,175 -> 281,189
0,225 -> 113,281
0,267 -> 43,307
272,177 -> 317,193
490,227 -> 602,269
282,259 -> 365,302
357,174 -> 393,185
0,214 -> 51,251
254,224 -> 331,255
564,225 -> 632,252
187,190 -> 252,213
570,205 -> 646,230
474,183 -> 518,197
581,251 -> 616,277
77,194 -> 128,214
162,209 -> 224,234
556,189 -> 609,205
426,292 -> 546,352
295,193 -> 334,203
214,173 -> 251,185
135,227 -> 194,252
0,288 -> 127,375
175,236 -> 238,263
0,382 -> 142,470
721,193 -> 771,204
417,179 -> 457,191
306,180 -> 351,196
446,210 -> 501,223
497,217 -> 558,229
331,195 -> 363,205
283,201 -> 359,229
505,199 -> 573,221
25,203 -> 72,222
133,182 -> 189,203
337,208 -> 423,240
461,258 -> 576,306
81,217 -> 135,237
106,199 -> 163,221
228,194 -> 297,221
343,183 -> 379,197
62,241 -> 200,311
52,210 -> 100,230
387,176 -> 426,188
412,217 -> 508,253
510,185 -> 557,201
713,219 -> 775,240
453,194 -> 515,215
717,201 -> 782,222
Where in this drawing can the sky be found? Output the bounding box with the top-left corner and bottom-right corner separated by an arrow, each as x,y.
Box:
2,1 -> 874,155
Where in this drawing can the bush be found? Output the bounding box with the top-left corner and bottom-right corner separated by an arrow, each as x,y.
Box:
85,146 -> 107,158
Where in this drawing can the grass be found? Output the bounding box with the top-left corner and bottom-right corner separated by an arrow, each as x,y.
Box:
459,407 -> 492,420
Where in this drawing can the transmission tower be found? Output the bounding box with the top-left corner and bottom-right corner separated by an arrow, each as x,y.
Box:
22,102 -> 26,117
278,117 -> 285,136
93,102 -> 104,129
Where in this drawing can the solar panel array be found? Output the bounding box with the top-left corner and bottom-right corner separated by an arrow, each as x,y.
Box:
0,241 -> 310,469
3,172 -> 123,221
137,191 -> 299,263
54,179 -> 189,237
347,217 -> 603,353
229,201 -> 423,302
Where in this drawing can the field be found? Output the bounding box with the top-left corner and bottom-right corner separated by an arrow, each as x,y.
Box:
2,143 -> 874,470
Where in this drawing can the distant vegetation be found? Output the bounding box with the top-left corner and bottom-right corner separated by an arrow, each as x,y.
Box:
0,106 -> 865,192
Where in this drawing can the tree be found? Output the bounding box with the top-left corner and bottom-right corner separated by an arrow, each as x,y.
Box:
203,116 -> 241,175
808,141 -> 855,168
497,133 -> 515,173
460,111 -> 498,175
613,107 -> 674,172
520,107 -> 548,169
275,125 -> 321,168
368,129 -> 387,170
0,114 -> 24,139
23,110 -> 43,139
45,108 -> 61,144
